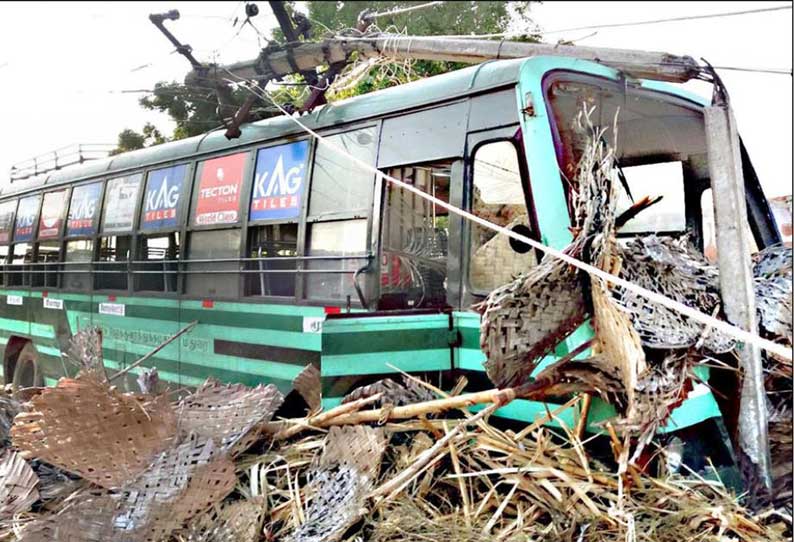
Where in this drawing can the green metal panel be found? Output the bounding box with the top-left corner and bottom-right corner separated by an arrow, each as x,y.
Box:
0,288 -> 325,395
319,313 -> 453,409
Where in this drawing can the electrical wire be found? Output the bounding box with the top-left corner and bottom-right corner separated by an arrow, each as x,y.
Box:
342,4 -> 791,42
363,1 -> 445,20
540,4 -> 793,35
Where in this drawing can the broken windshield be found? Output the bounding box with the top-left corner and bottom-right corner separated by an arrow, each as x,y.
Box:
544,73 -> 708,237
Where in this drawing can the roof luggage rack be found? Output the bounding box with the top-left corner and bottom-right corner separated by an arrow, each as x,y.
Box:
9,143 -> 115,182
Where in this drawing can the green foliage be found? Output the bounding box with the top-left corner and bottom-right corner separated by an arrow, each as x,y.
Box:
109,122 -> 166,156
139,81 -> 252,140
309,1 -> 538,98
115,1 -> 538,152
309,1 -> 528,37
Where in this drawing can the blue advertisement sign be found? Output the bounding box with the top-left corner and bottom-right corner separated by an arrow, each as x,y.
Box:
142,164 -> 187,230
250,141 -> 309,221
67,182 -> 102,236
13,195 -> 41,242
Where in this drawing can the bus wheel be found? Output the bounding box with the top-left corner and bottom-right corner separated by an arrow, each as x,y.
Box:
12,343 -> 43,390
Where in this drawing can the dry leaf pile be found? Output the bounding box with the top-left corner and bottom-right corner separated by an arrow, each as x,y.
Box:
0,336 -> 788,541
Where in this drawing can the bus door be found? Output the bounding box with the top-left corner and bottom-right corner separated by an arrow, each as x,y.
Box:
451,125 -> 544,398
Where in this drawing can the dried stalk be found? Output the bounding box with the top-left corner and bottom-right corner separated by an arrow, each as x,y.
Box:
273,392 -> 384,440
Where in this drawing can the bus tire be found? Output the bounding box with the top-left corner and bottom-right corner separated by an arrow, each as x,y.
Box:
11,342 -> 43,390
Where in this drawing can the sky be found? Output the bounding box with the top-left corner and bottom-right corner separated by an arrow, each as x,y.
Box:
0,1 -> 791,197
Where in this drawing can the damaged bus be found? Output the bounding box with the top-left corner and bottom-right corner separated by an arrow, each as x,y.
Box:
0,56 -> 782,452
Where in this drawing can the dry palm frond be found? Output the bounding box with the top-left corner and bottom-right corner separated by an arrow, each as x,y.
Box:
341,375 -> 436,407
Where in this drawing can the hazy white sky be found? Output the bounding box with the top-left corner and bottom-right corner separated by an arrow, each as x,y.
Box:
0,1 -> 791,197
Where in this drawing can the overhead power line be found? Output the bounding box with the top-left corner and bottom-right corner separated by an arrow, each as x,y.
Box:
363,1 -> 445,20
710,65 -> 792,76
541,4 -> 793,35
388,5 -> 791,40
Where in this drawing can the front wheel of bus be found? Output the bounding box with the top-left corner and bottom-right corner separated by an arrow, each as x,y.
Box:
12,343 -> 43,390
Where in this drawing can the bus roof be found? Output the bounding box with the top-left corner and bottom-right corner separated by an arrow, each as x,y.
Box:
1,57 -> 526,199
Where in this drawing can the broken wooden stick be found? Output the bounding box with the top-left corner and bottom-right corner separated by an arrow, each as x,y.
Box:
274,392 -> 384,440
109,321 -> 198,382
370,403 -> 498,503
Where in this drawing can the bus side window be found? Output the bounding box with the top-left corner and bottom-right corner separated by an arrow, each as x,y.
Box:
185,229 -> 241,298
379,163 -> 452,309
245,224 -> 298,297
305,219 -> 368,302
95,235 -> 131,291
64,239 -> 94,291
0,245 -> 7,287
7,243 -> 32,287
304,127 -> 377,303
469,141 -> 537,293
33,241 -> 61,288
136,234 -> 180,293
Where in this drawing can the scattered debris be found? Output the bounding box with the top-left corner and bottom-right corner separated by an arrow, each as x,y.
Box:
286,426 -> 386,542
11,376 -> 178,489
0,396 -> 20,450
184,497 -> 267,542
341,375 -> 436,408
175,379 -> 284,456
292,364 -> 322,414
0,451 -> 39,519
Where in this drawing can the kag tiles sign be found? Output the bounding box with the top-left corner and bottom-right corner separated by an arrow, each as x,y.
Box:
142,164 -> 188,230
14,194 -> 41,242
67,182 -> 102,236
250,141 -> 309,221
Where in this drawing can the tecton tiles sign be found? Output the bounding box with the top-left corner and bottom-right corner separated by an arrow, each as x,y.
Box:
38,190 -> 68,239
194,153 -> 247,226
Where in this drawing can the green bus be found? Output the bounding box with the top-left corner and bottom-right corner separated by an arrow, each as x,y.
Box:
0,56 -> 781,434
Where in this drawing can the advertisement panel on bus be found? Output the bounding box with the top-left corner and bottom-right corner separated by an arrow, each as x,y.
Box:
67,182 -> 103,236
142,164 -> 188,231
38,189 -> 68,239
13,194 -> 41,242
102,174 -> 142,233
250,141 -> 309,221
0,201 -> 16,244
194,152 -> 247,226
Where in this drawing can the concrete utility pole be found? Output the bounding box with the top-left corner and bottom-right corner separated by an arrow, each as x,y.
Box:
705,97 -> 772,494
190,35 -> 702,86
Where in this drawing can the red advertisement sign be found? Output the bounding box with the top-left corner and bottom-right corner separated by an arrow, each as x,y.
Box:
38,189 -> 68,239
0,200 -> 16,245
193,152 -> 247,226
